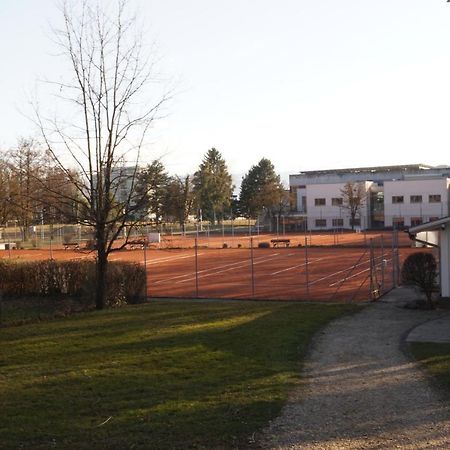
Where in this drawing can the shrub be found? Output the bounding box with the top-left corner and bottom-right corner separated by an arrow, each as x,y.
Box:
401,252 -> 437,308
258,242 -> 270,248
222,243 -> 228,249
0,259 -> 146,307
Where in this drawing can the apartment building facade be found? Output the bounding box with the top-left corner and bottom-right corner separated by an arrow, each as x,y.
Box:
288,164 -> 450,231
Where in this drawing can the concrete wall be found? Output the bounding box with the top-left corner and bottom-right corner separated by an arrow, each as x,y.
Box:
384,179 -> 450,227
302,182 -> 371,230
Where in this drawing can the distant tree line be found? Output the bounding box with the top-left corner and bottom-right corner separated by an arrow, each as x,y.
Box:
0,143 -> 289,235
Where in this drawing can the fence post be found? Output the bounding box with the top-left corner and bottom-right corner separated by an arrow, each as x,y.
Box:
392,231 -> 397,287
143,241 -> 148,299
369,238 -> 378,300
396,231 -> 401,286
195,237 -> 199,297
305,236 -> 309,296
380,235 -> 385,293
250,237 -> 255,297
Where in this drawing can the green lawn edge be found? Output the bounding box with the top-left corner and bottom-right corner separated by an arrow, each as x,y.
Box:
409,342 -> 450,398
0,300 -> 360,449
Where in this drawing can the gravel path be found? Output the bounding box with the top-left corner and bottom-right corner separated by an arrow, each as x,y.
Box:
259,288 -> 450,449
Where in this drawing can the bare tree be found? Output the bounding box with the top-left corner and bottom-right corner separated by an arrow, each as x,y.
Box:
8,139 -> 48,241
0,155 -> 15,227
340,182 -> 366,231
35,1 -> 170,309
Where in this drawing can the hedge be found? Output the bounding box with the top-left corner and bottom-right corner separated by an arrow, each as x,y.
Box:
0,259 -> 146,306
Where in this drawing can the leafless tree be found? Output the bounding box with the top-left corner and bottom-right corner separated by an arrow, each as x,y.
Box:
0,155 -> 15,227
7,139 -> 48,241
340,181 -> 367,230
34,0 -> 170,309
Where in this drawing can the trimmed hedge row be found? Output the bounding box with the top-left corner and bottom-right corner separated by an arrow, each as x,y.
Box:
0,259 -> 146,306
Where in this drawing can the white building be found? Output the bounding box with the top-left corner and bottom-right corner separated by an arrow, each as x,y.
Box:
288,164 -> 450,231
302,182 -> 372,230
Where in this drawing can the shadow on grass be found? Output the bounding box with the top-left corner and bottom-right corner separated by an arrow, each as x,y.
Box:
0,301 -> 356,449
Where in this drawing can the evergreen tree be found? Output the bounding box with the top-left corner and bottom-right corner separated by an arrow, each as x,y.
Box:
193,148 -> 233,224
239,158 -> 284,219
136,160 -> 170,229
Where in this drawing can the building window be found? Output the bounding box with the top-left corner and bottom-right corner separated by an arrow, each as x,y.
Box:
314,198 -> 326,206
315,219 -> 327,227
331,197 -> 343,206
410,217 -> 423,227
392,196 -> 404,204
410,195 -> 422,204
393,217 -> 404,229
350,218 -> 360,227
429,194 -> 441,203
332,218 -> 344,227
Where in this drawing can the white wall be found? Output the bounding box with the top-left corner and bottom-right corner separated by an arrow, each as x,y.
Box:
384,179 -> 450,227
305,182 -> 371,230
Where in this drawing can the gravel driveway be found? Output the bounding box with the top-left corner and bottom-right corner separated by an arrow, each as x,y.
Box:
259,287 -> 450,449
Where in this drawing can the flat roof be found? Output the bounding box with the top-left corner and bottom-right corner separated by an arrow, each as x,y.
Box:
292,164 -> 443,177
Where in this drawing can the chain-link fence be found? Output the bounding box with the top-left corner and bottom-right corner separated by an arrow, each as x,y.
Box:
143,231 -> 408,303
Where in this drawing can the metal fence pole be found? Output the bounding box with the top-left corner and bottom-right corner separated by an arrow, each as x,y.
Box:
369,238 -> 375,299
195,238 -> 199,297
250,237 -> 255,297
305,236 -> 309,296
380,235 -> 385,293
143,242 -> 148,299
396,231 -> 401,286
392,230 -> 396,287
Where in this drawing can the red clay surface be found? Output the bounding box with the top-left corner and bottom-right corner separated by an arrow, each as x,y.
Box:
0,233 -> 427,302
147,230 -> 413,250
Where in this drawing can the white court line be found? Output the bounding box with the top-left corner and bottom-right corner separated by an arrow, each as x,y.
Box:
145,253 -> 204,265
110,252 -> 203,264
154,258 -> 254,284
174,253 -> 283,284
328,258 -> 392,287
270,257 -> 329,275
309,257 -> 372,286
154,252 -> 281,284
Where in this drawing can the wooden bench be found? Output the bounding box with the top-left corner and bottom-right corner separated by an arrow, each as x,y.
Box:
64,242 -> 80,251
271,238 -> 290,248
126,239 -> 147,250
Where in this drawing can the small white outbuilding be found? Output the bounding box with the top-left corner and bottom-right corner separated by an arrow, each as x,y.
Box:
408,216 -> 450,298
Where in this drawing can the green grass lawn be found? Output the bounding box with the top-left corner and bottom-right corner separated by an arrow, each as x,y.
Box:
410,342 -> 450,396
0,300 -> 358,449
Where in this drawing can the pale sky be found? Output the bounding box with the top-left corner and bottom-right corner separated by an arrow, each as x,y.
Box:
1,0 -> 450,185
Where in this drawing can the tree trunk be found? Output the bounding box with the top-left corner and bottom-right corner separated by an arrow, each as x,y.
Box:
95,233 -> 108,310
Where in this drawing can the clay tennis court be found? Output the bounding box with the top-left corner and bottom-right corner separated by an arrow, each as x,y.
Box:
0,230 -> 424,302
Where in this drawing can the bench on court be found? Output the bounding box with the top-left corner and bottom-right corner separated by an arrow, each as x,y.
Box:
126,239 -> 147,250
64,242 -> 80,251
271,238 -> 290,248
